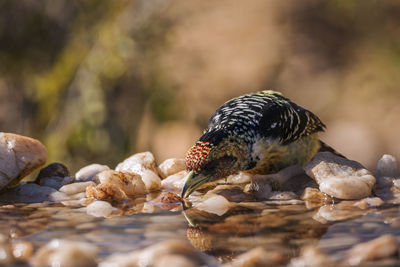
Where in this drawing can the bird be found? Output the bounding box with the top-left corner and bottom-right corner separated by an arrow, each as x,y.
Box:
181,90 -> 337,198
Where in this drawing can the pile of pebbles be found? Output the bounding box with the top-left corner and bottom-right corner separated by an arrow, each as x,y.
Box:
0,132 -> 400,266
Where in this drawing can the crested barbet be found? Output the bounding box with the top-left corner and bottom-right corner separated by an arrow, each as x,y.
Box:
181,90 -> 336,198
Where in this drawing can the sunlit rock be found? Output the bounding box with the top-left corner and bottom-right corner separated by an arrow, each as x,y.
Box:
313,201 -> 366,223
0,183 -> 69,203
59,181 -> 96,195
161,170 -> 187,192
99,240 -> 207,267
346,235 -> 399,266
158,158 -> 186,179
31,239 -> 98,267
0,132 -> 47,191
115,151 -> 158,175
353,197 -> 384,209
141,169 -> 161,192
12,241 -> 34,261
224,247 -> 286,267
194,194 -> 231,216
86,200 -> 113,217
0,234 -> 14,266
226,172 -> 253,184
305,152 -> 375,199
205,185 -> 251,202
375,154 -> 399,178
75,164 -> 110,182
38,176 -> 74,190
86,170 -> 146,201
289,246 -> 334,267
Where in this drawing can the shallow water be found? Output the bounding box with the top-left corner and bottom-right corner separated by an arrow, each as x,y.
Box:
1,196 -> 400,266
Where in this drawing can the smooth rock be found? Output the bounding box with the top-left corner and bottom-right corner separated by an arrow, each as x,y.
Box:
0,234 -> 14,265
289,246 -> 334,267
38,176 -> 74,190
226,172 -> 253,184
155,254 -> 198,267
30,239 -> 98,267
141,169 -> 161,192
158,158 -> 186,179
347,235 -> 399,265
161,170 -> 187,192
86,170 -> 146,201
59,181 -> 96,195
353,197 -> 384,209
0,183 -> 69,203
115,151 -> 158,175
375,154 -> 399,178
12,241 -> 34,261
194,194 -> 232,216
269,191 -> 298,200
301,187 -> 331,202
313,202 -> 365,223
0,132 -> 47,191
75,164 -> 110,182
305,152 -> 375,199
86,200 -> 113,217
37,162 -> 70,180
224,247 -> 286,267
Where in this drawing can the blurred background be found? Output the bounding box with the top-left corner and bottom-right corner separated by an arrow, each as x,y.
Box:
1,0 -> 399,172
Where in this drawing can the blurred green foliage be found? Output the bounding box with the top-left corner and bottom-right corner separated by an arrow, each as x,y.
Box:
1,0 -> 399,171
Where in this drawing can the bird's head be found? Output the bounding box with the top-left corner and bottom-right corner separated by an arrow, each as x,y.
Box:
181,132 -> 246,198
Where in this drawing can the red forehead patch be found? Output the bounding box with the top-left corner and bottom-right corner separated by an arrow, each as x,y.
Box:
185,141 -> 214,172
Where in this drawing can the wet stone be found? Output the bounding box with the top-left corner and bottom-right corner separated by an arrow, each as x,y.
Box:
0,183 -> 69,204
39,176 -> 74,190
353,197 -> 384,209
141,169 -> 162,192
161,170 -> 187,192
37,162 -> 70,180
158,158 -> 186,179
226,172 -> 253,184
75,164 -> 110,182
86,200 -> 113,217
0,132 -> 47,191
224,247 -> 286,267
289,246 -> 334,267
59,181 -> 96,195
115,151 -> 158,175
375,154 -> 399,178
305,152 -> 375,200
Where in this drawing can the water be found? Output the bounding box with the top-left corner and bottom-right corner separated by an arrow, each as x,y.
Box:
1,197 -> 400,265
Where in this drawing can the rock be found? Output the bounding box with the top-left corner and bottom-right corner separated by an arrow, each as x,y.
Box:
313,201 -> 366,223
158,158 -> 186,179
86,170 -> 146,201
0,132 -> 47,191
301,187 -> 331,202
226,172 -> 253,184
244,177 -> 272,200
375,154 -> 399,178
159,192 -> 182,203
38,176 -> 74,190
305,152 -> 375,199
30,239 -> 98,267
0,183 -> 69,203
269,191 -> 298,200
12,241 -> 34,261
59,181 -> 96,195
347,235 -> 399,265
86,200 -> 113,217
115,151 -> 158,175
37,162 -> 70,180
99,240 -> 207,267
161,170 -> 187,192
75,164 -> 110,182
224,247 -> 286,267
289,246 -> 334,267
194,194 -> 232,216
0,234 -> 15,266
141,170 -> 161,192
353,197 -> 384,209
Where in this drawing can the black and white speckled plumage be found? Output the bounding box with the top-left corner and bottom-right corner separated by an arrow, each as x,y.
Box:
201,90 -> 325,146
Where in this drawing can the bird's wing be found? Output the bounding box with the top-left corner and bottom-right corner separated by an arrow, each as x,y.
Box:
204,91 -> 325,145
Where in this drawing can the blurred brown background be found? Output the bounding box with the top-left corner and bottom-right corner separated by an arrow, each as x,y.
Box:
1,0 -> 399,172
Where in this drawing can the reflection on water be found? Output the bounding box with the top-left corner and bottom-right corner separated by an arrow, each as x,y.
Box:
1,196 -> 400,265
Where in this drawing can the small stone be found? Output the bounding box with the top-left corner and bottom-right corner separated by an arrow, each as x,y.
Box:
0,132 -> 47,191
161,171 -> 187,192
347,235 -> 399,265
313,202 -> 365,223
353,197 -> 384,209
375,154 -> 399,178
301,187 -> 332,203
59,181 -> 96,195
159,192 -> 182,203
305,152 -> 375,199
269,191 -> 298,200
289,246 -> 334,267
0,234 -> 14,265
225,247 -> 286,267
30,239 -> 98,267
0,183 -> 69,203
75,164 -> 110,182
86,200 -> 113,217
141,170 -> 161,192
115,151 -> 158,175
158,158 -> 186,179
194,194 -> 232,216
226,172 -> 253,184
37,162 -> 70,180
12,241 -> 34,261
86,170 -> 146,201
38,176 -> 74,190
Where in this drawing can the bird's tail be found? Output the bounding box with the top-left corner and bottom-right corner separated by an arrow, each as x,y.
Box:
318,140 -> 346,158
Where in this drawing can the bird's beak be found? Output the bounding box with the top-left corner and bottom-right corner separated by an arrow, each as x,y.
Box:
181,170 -> 210,198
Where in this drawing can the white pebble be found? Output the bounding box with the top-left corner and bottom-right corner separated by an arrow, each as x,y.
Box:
161,171 -> 187,192
141,170 -> 161,192
59,181 -> 96,195
195,194 -> 231,216
86,201 -> 113,217
115,151 -> 157,175
75,164 -> 110,182
158,158 -> 186,179
375,154 -> 399,178
226,172 -> 253,184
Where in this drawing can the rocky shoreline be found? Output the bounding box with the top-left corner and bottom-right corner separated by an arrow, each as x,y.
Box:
0,132 -> 399,266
